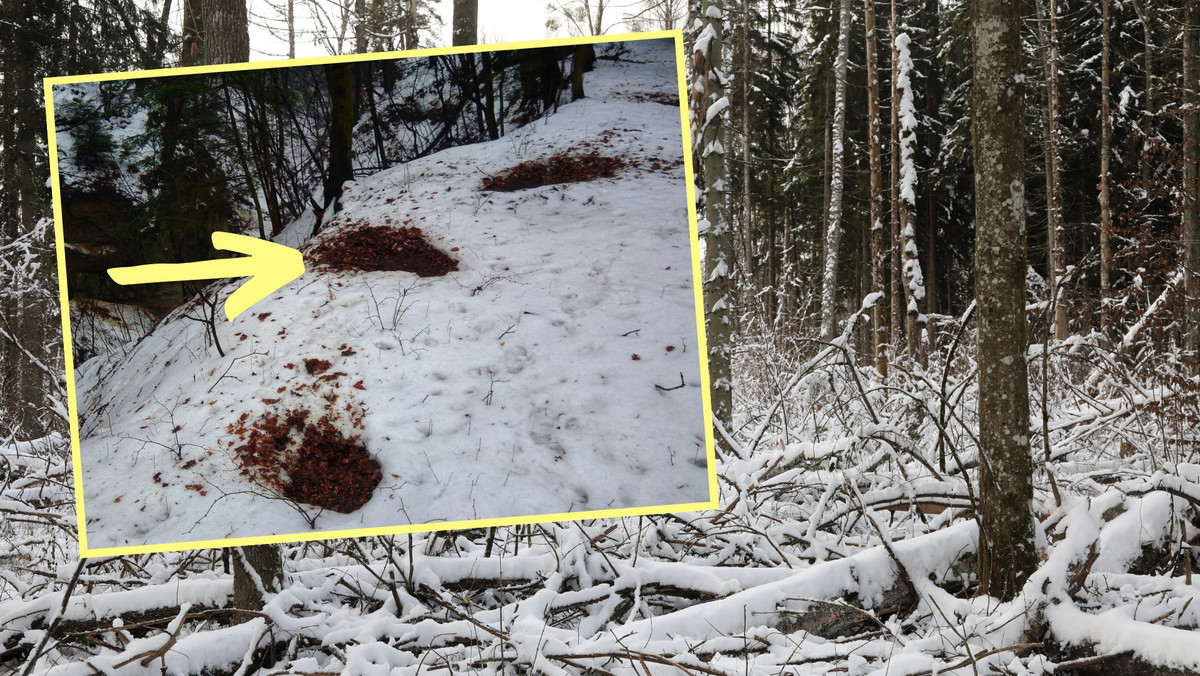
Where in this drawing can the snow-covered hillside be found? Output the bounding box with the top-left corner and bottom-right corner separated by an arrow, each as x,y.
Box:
73,39 -> 714,552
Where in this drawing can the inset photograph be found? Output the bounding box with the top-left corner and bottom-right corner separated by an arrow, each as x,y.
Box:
50,34 -> 715,555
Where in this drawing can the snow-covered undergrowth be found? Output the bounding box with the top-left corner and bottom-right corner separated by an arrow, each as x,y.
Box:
72,39 -> 711,550
7,293 -> 1200,675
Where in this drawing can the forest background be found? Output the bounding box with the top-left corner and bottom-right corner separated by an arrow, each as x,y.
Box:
2,0 -> 1200,674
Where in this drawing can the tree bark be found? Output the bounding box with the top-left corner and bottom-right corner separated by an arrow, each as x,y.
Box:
864,0 -> 888,377
1099,0 -> 1113,316
452,0 -> 478,46
323,62 -> 355,216
971,0 -> 1038,602
820,0 -> 851,340
1043,0 -> 1066,341
696,0 -> 732,428
571,45 -> 588,100
1184,1 -> 1199,355
888,0 -> 904,358
232,545 -> 284,614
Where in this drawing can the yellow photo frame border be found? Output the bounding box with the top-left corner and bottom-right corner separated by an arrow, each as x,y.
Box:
44,30 -> 718,557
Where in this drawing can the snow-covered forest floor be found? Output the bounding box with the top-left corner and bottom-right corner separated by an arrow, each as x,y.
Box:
7,294 -> 1200,674
5,38 -> 1200,676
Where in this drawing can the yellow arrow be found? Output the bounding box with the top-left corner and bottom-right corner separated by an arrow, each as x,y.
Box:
108,232 -> 306,322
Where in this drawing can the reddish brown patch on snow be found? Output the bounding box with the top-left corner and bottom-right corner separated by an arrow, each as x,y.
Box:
481,152 -> 626,192
229,405 -> 379,513
304,358 -> 332,375
308,221 -> 457,277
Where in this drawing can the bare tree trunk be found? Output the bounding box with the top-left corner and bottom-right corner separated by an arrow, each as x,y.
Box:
895,22 -> 926,367
696,0 -> 732,428
1099,0 -> 1113,316
820,0 -> 851,340
201,0 -> 250,64
191,4 -> 283,608
888,0 -> 904,358
354,0 -> 367,54
232,545 -> 284,615
1038,0 -> 1067,341
971,0 -> 1038,602
1131,0 -> 1154,188
1048,0 -> 1066,340
452,0 -> 478,46
287,0 -> 295,59
1184,1 -> 1199,354
864,0 -> 888,377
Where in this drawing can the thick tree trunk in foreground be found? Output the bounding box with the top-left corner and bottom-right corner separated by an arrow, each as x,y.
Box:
185,2 -> 284,612
232,545 -> 284,614
184,0 -> 249,66
971,0 -> 1038,602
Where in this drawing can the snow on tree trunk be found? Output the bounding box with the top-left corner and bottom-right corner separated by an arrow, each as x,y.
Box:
895,27 -> 926,368
1099,0 -> 1113,315
696,0 -> 733,428
971,0 -> 1038,602
232,544 -> 283,617
1041,0 -> 1067,341
1184,1 -> 1199,355
820,0 -> 851,341
864,0 -> 888,378
888,0 -> 904,359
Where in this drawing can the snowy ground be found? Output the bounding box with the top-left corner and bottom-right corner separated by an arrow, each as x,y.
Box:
72,38 -> 714,552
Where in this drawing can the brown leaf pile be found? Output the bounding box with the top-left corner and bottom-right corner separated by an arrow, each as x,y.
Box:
481,152 -> 627,192
308,223 -> 458,277
230,407 -> 380,513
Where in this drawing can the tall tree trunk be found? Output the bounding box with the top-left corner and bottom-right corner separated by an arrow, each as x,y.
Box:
864,0 -> 888,377
452,0 -> 478,46
232,545 -> 284,613
181,0 -> 203,67
696,0 -> 732,431
1099,0 -> 1113,316
820,0 -> 851,340
888,0 -> 904,358
740,5 -> 757,321
919,0 -> 939,316
1043,0 -> 1067,341
323,62 -> 355,215
1131,0 -> 1154,188
895,24 -> 926,367
354,0 -> 367,54
481,51 -> 499,139
201,0 -> 250,64
406,0 -> 420,49
571,45 -> 588,100
971,0 -> 1038,602
182,0 -> 250,66
186,1 -> 284,611
287,0 -> 295,59
1184,1 -> 1199,354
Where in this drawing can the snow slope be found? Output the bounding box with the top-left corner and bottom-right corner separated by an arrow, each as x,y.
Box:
73,38 -> 713,551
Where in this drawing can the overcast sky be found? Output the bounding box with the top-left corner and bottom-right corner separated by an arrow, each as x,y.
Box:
233,0 -> 658,62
